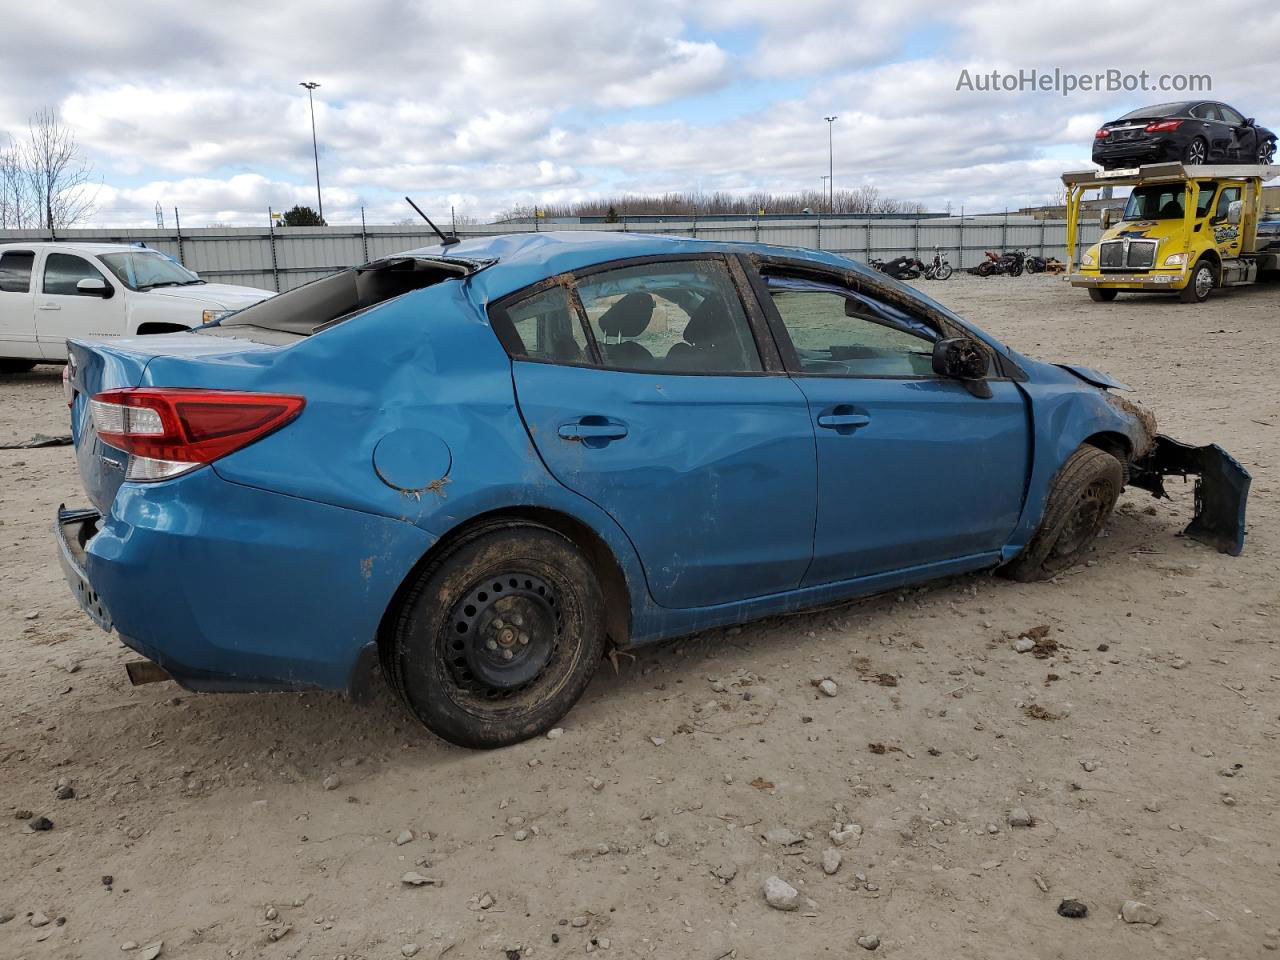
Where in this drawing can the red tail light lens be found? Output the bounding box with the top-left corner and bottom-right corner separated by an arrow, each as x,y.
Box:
90,388 -> 305,481
1095,128 -> 1110,138
1144,119 -> 1183,133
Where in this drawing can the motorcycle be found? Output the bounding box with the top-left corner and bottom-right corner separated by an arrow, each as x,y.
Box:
922,247 -> 953,280
968,250 -> 1025,277
1025,255 -> 1065,274
875,255 -> 924,280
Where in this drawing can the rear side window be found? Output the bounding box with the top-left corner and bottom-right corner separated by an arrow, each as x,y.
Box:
43,253 -> 109,296
575,260 -> 762,373
499,286 -> 591,363
1190,103 -> 1219,121
0,251 -> 35,293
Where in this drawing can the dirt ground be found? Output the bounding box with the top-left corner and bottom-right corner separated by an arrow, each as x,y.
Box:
2,274 -> 1277,960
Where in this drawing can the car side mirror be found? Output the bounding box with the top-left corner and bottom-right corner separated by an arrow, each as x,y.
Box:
1227,199 -> 1243,225
1245,117 -> 1256,126
76,277 -> 111,298
932,337 -> 989,380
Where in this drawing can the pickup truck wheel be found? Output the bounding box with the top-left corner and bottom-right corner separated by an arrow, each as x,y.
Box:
1000,445 -> 1123,582
0,359 -> 38,374
389,525 -> 605,749
1087,288 -> 1118,302
1179,258 -> 1215,303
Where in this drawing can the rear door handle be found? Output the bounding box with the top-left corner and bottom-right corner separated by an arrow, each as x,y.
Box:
558,418 -> 629,443
38,303 -> 61,311
816,411 -> 871,431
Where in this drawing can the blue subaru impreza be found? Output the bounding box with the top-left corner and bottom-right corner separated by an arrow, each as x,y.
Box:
56,232 -> 1249,747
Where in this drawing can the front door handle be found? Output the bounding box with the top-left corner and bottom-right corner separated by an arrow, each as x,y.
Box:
816,407 -> 871,433
558,417 -> 629,444
38,303 -> 61,311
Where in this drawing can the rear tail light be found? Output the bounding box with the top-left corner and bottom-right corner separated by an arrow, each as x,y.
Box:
90,388 -> 305,481
1095,128 -> 1111,138
1144,119 -> 1183,133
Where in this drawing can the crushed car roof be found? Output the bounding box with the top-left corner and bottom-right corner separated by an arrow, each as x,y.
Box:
398,230 -> 894,304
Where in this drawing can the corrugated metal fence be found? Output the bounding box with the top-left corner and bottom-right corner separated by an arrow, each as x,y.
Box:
0,217 -> 1099,293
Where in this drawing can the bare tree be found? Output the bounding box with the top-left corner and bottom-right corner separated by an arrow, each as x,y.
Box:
21,109 -> 97,229
0,135 -> 37,229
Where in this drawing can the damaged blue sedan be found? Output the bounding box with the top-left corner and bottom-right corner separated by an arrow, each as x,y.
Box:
57,232 -> 1249,747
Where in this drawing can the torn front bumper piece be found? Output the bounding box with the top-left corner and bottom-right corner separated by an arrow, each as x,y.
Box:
1129,435 -> 1251,556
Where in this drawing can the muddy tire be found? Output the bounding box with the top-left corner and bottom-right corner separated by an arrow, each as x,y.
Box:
1000,445 -> 1124,582
1088,288 -> 1118,302
0,359 -> 38,374
1178,257 -> 1215,303
387,524 -> 606,749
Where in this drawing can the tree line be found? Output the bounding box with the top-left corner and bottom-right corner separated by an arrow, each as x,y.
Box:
0,110 -> 96,230
497,186 -> 926,221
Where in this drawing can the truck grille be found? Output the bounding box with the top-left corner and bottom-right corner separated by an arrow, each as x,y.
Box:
1100,239 -> 1158,271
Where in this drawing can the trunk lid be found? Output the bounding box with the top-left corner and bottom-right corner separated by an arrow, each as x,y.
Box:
67,335 -> 278,512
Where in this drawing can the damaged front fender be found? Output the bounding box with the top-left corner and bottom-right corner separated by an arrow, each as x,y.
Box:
1129,435 -> 1251,556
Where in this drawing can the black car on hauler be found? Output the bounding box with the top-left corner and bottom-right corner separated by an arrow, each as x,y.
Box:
1092,100 -> 1276,169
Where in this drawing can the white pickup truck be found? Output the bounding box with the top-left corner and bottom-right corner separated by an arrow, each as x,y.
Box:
0,242 -> 273,372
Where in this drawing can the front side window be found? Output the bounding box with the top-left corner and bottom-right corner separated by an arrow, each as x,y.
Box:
43,253 -> 109,296
0,251 -> 35,293
99,251 -> 200,290
574,260 -> 761,373
1216,186 -> 1242,221
500,285 -> 591,363
1219,104 -> 1244,125
766,276 -> 938,378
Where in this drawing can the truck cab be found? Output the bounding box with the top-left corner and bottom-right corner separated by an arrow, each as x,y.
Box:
1063,162 -> 1280,303
0,243 -> 273,371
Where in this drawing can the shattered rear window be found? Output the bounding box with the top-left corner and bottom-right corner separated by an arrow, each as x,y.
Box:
198,256 -> 485,344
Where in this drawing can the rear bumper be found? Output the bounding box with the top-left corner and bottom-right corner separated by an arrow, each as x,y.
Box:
1130,435 -> 1251,556
54,468 -> 434,695
1092,140 -> 1169,165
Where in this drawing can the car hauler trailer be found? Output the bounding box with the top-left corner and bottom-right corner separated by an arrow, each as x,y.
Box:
1063,162 -> 1280,302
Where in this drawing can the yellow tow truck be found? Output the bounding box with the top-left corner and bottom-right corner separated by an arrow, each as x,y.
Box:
1063,162 -> 1280,303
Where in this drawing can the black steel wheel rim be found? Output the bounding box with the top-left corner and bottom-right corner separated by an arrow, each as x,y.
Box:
1054,480 -> 1109,558
443,572 -> 561,699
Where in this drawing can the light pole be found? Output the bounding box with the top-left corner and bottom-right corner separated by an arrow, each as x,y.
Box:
820,175 -> 829,212
300,81 -> 324,222
824,116 -> 838,213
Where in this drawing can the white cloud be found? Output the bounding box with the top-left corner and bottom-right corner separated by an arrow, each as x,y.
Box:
3,0 -> 1278,226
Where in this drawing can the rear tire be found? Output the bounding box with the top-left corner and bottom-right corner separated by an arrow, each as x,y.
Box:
0,359 -> 38,374
388,525 -> 606,749
1183,136 -> 1208,164
1087,288 -> 1118,302
1000,445 -> 1123,582
1179,258 -> 1215,303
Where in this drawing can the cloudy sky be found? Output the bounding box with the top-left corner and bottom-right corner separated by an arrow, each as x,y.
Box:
1,0 -> 1276,226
